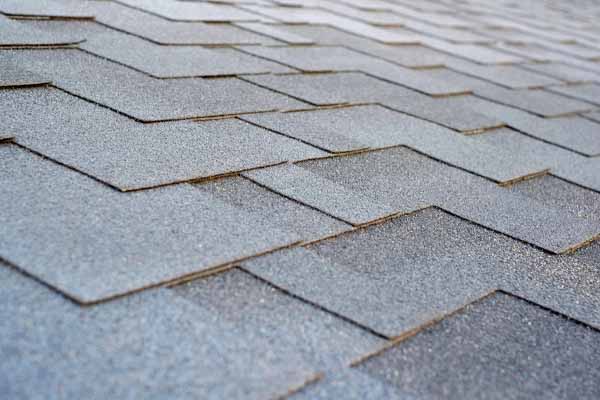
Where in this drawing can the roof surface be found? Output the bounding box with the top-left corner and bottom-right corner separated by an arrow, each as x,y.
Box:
1,0 -> 600,398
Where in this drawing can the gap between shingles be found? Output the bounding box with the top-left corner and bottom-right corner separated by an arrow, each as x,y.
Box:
349,287 -> 600,369
348,289 -> 500,368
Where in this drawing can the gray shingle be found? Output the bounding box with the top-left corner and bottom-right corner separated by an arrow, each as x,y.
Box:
4,49 -> 306,122
0,145 -> 303,303
241,105 -> 537,182
290,369 -> 414,400
89,1 -> 279,45
423,38 -> 525,64
358,292 -> 600,400
474,84 -> 595,117
0,88 -> 325,190
519,62 -> 600,84
0,58 -> 49,88
243,163 -> 399,225
242,46 -> 476,96
271,25 -> 450,67
244,72 -> 503,132
194,176 -> 350,240
234,22 -> 314,44
80,31 -> 294,78
447,59 -> 561,89
469,129 -> 600,191
438,95 -> 600,156
0,15 -> 83,47
0,265 -> 318,400
548,83 -> 600,106
238,5 -> 418,44
584,111 -> 600,123
115,0 -> 260,22
173,268 -> 384,372
244,207 -> 600,337
292,147 -> 599,252
0,0 -> 93,18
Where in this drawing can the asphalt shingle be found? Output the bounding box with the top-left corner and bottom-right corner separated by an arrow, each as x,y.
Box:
0,14 -> 83,47
89,1 -> 279,45
548,83 -> 600,106
0,87 -> 325,190
173,268 -> 384,372
0,0 -> 93,18
115,0 -> 260,22
438,95 -> 600,156
0,265 -> 318,400
0,59 -> 49,88
358,292 -> 600,400
194,176 -> 351,240
4,49 -> 306,122
244,72 -> 503,132
80,31 -> 294,78
244,207 -> 600,337
0,145 -> 303,303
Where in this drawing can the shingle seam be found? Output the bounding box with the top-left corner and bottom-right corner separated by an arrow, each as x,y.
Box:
273,372 -> 325,400
496,125 -> 600,157
13,142 -> 124,192
0,257 -> 82,305
113,1 -> 260,23
241,174 -> 360,226
239,75 -> 326,106
472,90 -> 595,118
377,103 -> 507,134
238,266 -> 391,340
237,115 -> 370,154
348,289 -> 501,369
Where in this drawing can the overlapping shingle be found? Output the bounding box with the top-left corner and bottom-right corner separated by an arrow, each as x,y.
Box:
3,49 -> 306,122
2,0 -> 600,397
173,268 -> 384,372
244,72 -> 503,132
357,292 -> 600,400
0,145 -> 305,303
115,0 -> 260,22
0,0 -> 93,18
88,1 -> 279,45
0,88 -> 324,190
0,14 -> 83,47
80,31 -> 294,78
0,266 -> 318,400
244,207 -> 600,337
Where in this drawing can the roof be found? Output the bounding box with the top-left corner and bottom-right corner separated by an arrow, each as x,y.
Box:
1,0 -> 600,398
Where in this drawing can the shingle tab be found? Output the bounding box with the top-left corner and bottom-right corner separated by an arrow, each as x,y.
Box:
438,95 -> 600,155
0,59 -> 49,88
0,145 -> 303,303
80,31 -> 294,78
358,292 -> 600,400
244,207 -> 600,337
115,0 -> 260,22
244,72 -> 503,132
0,88 -> 324,190
0,266 -> 317,400
4,49 -> 306,122
194,176 -> 351,240
548,83 -> 600,106
243,45 -> 477,96
0,15 -> 83,47
244,163 -> 399,225
0,0 -> 93,18
284,147 -> 599,252
173,268 -> 384,371
89,1 -> 279,45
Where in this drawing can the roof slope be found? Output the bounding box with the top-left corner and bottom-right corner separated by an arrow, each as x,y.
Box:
1,0 -> 600,399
